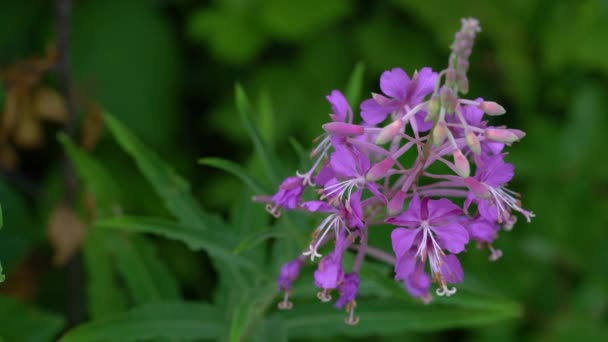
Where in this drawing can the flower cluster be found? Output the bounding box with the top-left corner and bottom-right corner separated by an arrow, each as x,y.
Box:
259,18 -> 533,324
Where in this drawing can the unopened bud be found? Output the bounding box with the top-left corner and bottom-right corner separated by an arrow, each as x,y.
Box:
440,87 -> 458,114
366,157 -> 395,181
432,121 -> 448,147
485,128 -> 525,144
465,131 -> 481,155
388,190 -> 407,216
375,120 -> 403,145
446,68 -> 457,87
322,122 -> 364,137
425,95 -> 440,122
457,72 -> 469,94
479,101 -> 506,116
453,149 -> 470,177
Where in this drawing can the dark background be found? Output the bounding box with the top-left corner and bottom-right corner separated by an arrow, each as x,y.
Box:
0,0 -> 607,340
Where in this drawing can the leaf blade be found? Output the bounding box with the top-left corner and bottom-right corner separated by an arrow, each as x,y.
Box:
198,157 -> 269,194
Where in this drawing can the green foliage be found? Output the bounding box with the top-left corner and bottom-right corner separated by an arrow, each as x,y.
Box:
0,295 -> 65,342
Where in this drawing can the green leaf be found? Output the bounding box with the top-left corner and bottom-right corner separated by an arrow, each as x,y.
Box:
276,298 -> 521,338
104,114 -> 207,226
344,62 -> 366,108
95,216 -> 258,273
61,301 -> 226,342
83,229 -> 128,319
198,157 -> 269,194
229,282 -> 277,342
58,134 -> 121,216
288,137 -> 311,171
234,228 -> 286,254
110,234 -> 180,304
0,295 -> 65,342
0,203 -> 3,282
235,84 -> 283,183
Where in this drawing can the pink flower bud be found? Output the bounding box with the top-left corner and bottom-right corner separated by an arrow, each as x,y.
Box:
387,190 -> 407,216
485,128 -> 525,143
440,87 -> 458,114
453,149 -> 470,177
322,122 -> 364,137
366,157 -> 395,181
375,120 -> 403,145
465,131 -> 481,155
479,101 -> 506,116
432,121 -> 448,147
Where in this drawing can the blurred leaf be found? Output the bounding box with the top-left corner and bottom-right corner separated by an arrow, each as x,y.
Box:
59,134 -> 121,216
344,62 -> 366,108
110,235 -> 180,304
83,229 -> 128,320
257,89 -> 276,147
104,114 -> 206,226
72,0 -> 179,146
95,216 -> 258,273
61,301 -> 226,342
276,298 -> 520,338
288,137 -> 310,171
234,228 -> 286,254
229,282 -> 277,342
198,157 -> 269,194
188,7 -> 265,64
0,295 -> 64,342
0,203 -> 3,281
235,84 -> 283,183
260,0 -> 351,40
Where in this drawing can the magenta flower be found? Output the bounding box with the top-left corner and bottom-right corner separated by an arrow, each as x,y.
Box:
465,154 -> 534,224
314,230 -> 350,302
266,176 -> 306,217
388,196 -> 468,297
276,258 -> 305,310
360,67 -> 437,128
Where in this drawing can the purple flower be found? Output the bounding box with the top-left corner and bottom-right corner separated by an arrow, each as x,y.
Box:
266,177 -> 305,217
335,273 -> 360,309
277,258 -> 304,291
360,67 -> 437,127
314,231 -> 350,302
321,145 -> 385,202
276,258 -> 304,310
388,196 -> 468,297
464,154 -> 534,223
327,90 -> 353,123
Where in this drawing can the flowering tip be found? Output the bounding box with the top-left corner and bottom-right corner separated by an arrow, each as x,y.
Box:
375,120 -> 403,145
453,150 -> 470,177
366,157 -> 395,181
465,131 -> 481,155
440,87 -> 458,114
322,122 -> 364,137
432,121 -> 448,147
485,128 -> 525,143
479,101 -> 506,116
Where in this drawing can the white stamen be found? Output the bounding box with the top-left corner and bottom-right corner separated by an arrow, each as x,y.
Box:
436,283 -> 457,296
277,292 -> 293,310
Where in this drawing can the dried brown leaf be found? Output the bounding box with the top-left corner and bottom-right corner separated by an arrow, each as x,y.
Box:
47,205 -> 87,267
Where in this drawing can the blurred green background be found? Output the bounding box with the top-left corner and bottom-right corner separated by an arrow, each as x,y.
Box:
1,0 -> 607,341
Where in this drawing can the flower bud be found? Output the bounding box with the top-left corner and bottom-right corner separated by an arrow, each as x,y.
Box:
453,149 -> 470,177
440,87 -> 458,114
366,157 -> 395,181
479,101 -> 506,116
322,122 -> 364,137
485,128 -> 525,143
425,95 -> 440,122
387,190 -> 407,216
375,120 -> 403,145
465,130 -> 481,155
432,121 -> 448,147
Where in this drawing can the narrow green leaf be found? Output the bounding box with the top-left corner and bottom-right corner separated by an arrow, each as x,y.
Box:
235,84 -> 283,182
198,157 -> 269,194
95,216 -> 258,273
257,88 -> 275,147
288,137 -> 311,171
58,133 -> 120,215
344,62 -> 365,107
0,295 -> 65,342
104,114 -> 207,226
277,298 -> 521,338
61,301 -> 226,342
229,282 -> 277,342
110,234 -> 180,304
234,228 -> 286,254
83,229 -> 128,319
